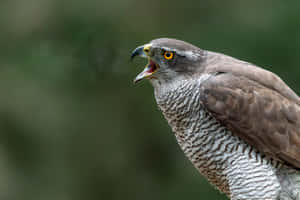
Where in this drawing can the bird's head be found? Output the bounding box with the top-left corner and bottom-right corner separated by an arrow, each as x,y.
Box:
131,38 -> 204,86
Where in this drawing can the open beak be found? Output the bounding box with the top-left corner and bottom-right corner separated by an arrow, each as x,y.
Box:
131,44 -> 159,83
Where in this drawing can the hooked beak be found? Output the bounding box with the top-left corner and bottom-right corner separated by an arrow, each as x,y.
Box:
130,45 -> 147,60
131,44 -> 159,83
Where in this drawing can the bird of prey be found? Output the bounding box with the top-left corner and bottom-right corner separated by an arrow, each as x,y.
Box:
131,38 -> 300,200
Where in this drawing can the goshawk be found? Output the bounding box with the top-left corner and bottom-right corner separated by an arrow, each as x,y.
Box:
131,38 -> 300,200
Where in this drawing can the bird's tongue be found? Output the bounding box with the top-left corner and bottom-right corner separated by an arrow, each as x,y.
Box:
134,60 -> 158,83
146,60 -> 157,73
144,60 -> 156,74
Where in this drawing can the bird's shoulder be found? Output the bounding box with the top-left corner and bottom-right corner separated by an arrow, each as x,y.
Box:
200,51 -> 300,105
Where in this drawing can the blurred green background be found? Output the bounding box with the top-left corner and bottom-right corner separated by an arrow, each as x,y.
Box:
1,0 -> 300,199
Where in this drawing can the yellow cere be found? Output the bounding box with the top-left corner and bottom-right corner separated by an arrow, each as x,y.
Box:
143,44 -> 152,54
164,51 -> 174,60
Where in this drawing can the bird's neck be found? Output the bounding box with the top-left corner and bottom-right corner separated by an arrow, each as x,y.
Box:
154,74 -> 224,158
153,74 -> 211,133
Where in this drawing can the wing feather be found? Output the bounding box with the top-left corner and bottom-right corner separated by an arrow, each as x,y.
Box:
200,73 -> 300,168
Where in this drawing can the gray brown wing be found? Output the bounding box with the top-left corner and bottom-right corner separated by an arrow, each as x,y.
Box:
200,73 -> 300,168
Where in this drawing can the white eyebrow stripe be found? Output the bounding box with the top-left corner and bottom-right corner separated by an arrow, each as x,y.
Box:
161,47 -> 199,60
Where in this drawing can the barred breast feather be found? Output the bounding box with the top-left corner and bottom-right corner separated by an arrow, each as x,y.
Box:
154,73 -> 300,200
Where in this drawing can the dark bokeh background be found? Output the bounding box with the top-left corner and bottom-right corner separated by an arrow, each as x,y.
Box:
1,0 -> 300,199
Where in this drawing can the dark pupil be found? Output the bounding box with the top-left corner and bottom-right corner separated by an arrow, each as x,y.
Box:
166,53 -> 171,57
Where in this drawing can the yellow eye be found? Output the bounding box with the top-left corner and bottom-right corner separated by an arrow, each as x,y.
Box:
164,51 -> 174,60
